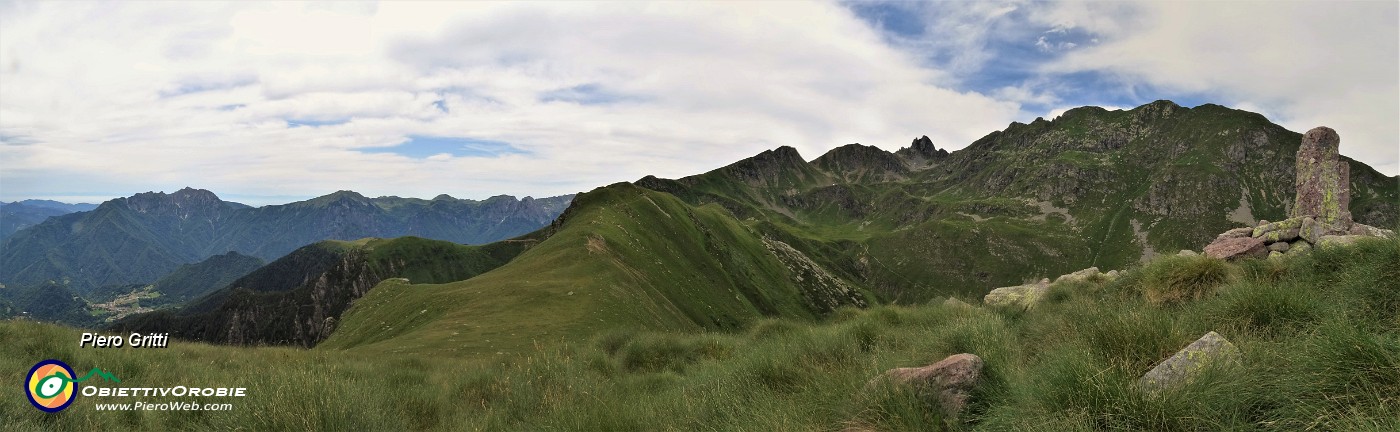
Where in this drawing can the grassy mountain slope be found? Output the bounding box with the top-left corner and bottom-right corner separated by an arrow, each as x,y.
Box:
2,238 -> 1393,431
0,188 -> 573,293
111,237 -> 527,347
319,183 -> 872,357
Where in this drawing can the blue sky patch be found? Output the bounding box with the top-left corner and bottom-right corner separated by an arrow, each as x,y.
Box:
157,76 -> 258,98
360,136 -> 526,159
847,2 -> 925,38
287,118 -> 351,128
538,83 -> 642,105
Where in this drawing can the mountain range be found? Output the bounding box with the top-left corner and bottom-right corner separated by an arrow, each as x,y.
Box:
0,189 -> 574,293
161,100 -> 1395,355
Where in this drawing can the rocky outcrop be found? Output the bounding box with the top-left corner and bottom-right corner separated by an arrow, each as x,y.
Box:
1139,331 -> 1241,392
760,237 -> 868,313
867,353 -> 984,421
1201,127 -> 1393,259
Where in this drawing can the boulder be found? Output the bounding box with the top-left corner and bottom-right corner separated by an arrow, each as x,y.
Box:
942,297 -> 974,310
1251,217 -> 1305,241
1267,242 -> 1290,253
1138,331 -> 1241,393
868,353 -> 984,420
983,278 -> 1050,308
1290,127 -> 1351,227
1055,267 -> 1100,284
1285,240 -> 1312,256
1318,235 -> 1368,248
1268,251 -> 1284,260
1203,236 -> 1267,260
1105,270 -> 1120,281
1297,216 -> 1347,245
1215,227 -> 1254,240
1177,250 -> 1199,257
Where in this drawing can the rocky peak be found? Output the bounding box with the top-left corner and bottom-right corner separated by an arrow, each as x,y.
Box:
1131,99 -> 1182,121
119,187 -> 228,216
813,143 -> 909,182
717,145 -> 817,186
305,190 -> 372,208
896,135 -> 950,161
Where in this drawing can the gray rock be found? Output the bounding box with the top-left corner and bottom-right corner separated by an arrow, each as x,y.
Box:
1139,331 -> 1241,392
1204,236 -> 1267,260
1251,217 -> 1305,242
1177,250 -> 1199,257
1268,250 -> 1284,260
1105,269 -> 1120,281
1290,127 -> 1351,227
1348,223 -> 1396,238
1267,242 -> 1290,252
942,297 -> 974,309
1297,216 -> 1347,245
1055,267 -> 1101,284
983,278 -> 1050,308
1285,240 -> 1313,256
1318,235 -> 1368,248
868,353 -> 984,420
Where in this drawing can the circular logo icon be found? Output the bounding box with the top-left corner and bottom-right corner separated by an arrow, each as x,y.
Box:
26,359 -> 77,412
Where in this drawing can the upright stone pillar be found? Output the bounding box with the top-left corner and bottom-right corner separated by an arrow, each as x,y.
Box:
1290,127 -> 1350,227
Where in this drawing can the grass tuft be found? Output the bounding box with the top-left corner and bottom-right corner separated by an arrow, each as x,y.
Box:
1140,254 -> 1231,305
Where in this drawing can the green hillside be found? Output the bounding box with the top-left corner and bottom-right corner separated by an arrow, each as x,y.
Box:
85,251 -> 265,306
319,183 -> 872,357
2,238 -> 1393,431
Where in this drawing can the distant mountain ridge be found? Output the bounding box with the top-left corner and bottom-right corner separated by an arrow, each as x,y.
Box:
0,188 -> 574,292
0,200 -> 98,241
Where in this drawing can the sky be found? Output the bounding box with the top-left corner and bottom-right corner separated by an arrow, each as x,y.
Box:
1,1 -> 1396,206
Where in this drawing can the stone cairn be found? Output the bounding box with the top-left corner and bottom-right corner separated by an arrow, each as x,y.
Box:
1204,127 -> 1394,260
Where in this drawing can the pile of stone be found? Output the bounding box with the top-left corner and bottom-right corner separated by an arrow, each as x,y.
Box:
1205,127 -> 1394,261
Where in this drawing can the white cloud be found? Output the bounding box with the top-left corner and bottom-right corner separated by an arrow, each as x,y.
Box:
1040,0 -> 1399,175
0,1 -> 1022,204
2,1 -> 1394,207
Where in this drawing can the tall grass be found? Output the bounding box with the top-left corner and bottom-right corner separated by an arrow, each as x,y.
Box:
1,238 -> 1396,431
